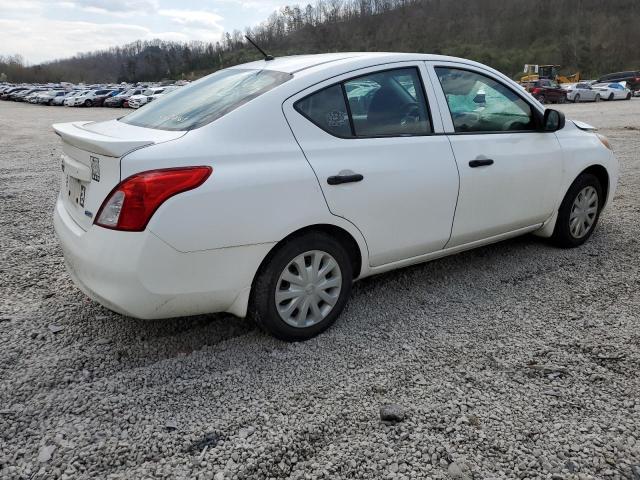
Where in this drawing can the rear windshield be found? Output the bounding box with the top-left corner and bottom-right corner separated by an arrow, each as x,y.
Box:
120,68 -> 292,131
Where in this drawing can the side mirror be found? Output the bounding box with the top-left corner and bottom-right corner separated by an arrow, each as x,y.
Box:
542,109 -> 565,132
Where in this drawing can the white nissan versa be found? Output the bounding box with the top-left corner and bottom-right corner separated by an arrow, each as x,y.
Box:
53,53 -> 618,340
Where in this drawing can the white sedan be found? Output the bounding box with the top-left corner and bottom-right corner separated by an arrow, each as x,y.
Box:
53,53 -> 619,340
128,87 -> 166,109
592,82 -> 632,101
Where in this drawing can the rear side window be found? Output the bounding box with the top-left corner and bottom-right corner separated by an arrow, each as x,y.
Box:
295,85 -> 351,137
295,67 -> 432,138
121,68 -> 292,131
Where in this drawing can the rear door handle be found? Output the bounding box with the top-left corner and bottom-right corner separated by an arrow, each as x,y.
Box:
468,159 -> 494,168
327,173 -> 364,185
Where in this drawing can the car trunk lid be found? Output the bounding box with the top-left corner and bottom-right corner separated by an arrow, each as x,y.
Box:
53,120 -> 186,231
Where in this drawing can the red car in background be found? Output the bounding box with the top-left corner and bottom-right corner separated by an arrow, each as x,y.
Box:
523,79 -> 567,104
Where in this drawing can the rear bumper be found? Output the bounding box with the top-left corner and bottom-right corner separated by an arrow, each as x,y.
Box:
53,197 -> 273,319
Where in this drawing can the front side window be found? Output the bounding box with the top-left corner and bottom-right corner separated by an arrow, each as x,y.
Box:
295,67 -> 431,138
435,67 -> 535,133
121,68 -> 292,131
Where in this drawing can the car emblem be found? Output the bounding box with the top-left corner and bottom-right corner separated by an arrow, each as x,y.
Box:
90,156 -> 100,182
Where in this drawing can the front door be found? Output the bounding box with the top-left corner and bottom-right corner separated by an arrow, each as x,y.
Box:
284,63 -> 459,267
427,63 -> 564,247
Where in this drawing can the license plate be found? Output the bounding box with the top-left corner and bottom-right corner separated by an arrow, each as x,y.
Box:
67,176 -> 86,208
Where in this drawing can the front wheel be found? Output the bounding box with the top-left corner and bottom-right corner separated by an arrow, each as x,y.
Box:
551,173 -> 603,248
249,232 -> 353,341
595,94 -> 601,102
608,93 -> 614,101
536,95 -> 546,104
558,95 -> 566,104
84,99 -> 93,107
626,93 -> 632,100
573,94 -> 580,103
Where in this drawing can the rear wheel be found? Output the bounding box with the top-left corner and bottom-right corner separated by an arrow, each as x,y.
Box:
573,94 -> 580,103
536,95 -> 546,104
551,173 -> 603,248
595,94 -> 601,102
249,232 -> 353,341
558,95 -> 566,104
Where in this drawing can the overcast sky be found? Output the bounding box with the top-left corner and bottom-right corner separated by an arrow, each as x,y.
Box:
0,0 -> 286,64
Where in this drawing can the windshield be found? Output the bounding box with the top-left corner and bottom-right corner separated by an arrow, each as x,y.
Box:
120,68 -> 292,131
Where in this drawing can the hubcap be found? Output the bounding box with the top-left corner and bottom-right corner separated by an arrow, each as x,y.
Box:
275,250 -> 342,328
569,186 -> 598,239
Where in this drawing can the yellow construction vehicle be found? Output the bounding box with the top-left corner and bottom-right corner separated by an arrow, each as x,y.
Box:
521,64 -> 580,84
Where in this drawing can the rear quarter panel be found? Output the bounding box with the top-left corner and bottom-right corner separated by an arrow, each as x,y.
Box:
120,92 -> 369,261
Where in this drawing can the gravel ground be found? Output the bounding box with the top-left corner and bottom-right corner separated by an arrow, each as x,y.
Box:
1,100 -> 639,480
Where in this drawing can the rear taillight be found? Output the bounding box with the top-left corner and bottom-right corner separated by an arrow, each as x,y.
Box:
532,87 -> 541,94
95,166 -> 212,232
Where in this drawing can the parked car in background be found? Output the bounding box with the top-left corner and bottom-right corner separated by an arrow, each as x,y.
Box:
36,90 -> 68,105
597,71 -> 640,92
0,86 -> 28,100
566,82 -> 602,103
104,88 -> 144,108
64,90 -> 89,106
13,88 -> 46,102
128,87 -> 165,109
592,83 -> 632,101
146,85 -> 180,104
72,89 -> 119,107
52,91 -> 79,106
52,53 -> 618,340
525,79 -> 567,104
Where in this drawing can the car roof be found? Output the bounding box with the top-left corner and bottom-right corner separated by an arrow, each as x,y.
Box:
231,52 -> 491,75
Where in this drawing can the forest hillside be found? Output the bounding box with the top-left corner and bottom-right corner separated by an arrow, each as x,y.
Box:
1,0 -> 638,83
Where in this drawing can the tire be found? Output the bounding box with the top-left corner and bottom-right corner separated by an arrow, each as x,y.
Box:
248,231 -> 353,341
573,94 -> 580,103
551,173 -> 603,248
536,95 -> 546,104
595,94 -> 600,102
558,95 -> 566,104
626,93 -> 632,100
84,99 -> 93,107
608,93 -> 614,101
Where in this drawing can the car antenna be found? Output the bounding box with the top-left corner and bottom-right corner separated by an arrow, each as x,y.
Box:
244,35 -> 274,61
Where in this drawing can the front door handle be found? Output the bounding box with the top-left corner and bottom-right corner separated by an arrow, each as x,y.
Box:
469,158 -> 494,168
327,173 -> 364,185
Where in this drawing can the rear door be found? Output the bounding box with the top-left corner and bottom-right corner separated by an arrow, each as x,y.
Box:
284,62 -> 459,267
427,62 -> 563,247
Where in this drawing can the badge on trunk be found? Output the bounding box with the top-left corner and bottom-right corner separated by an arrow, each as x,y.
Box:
91,156 -> 100,182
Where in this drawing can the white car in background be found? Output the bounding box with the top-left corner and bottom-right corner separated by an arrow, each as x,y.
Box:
53,91 -> 80,106
592,82 -> 632,101
147,85 -> 180,104
53,53 -> 619,341
36,90 -> 68,105
566,82 -> 602,103
128,87 -> 166,109
64,90 -> 90,106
